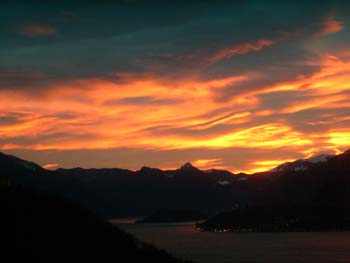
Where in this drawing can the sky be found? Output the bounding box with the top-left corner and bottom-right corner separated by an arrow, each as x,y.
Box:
1,0 -> 350,173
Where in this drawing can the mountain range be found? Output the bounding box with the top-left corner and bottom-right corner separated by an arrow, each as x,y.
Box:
197,149 -> 350,232
1,150 -> 349,219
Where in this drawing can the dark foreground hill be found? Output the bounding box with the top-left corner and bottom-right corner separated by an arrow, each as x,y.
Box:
1,186 -> 188,263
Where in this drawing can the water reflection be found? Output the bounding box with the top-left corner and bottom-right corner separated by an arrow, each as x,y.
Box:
114,221 -> 350,263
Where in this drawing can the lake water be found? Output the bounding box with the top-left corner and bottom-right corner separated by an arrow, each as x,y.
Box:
111,219 -> 350,263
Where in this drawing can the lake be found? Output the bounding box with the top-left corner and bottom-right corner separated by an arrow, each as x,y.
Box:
111,219 -> 350,263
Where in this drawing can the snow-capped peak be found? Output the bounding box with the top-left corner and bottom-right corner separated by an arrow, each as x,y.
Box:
271,153 -> 335,173
306,154 -> 334,164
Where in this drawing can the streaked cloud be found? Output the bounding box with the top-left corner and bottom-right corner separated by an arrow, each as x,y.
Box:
192,158 -> 225,170
42,163 -> 59,170
17,24 -> 56,36
0,50 -> 349,172
105,96 -> 183,106
248,159 -> 296,174
314,12 -> 344,37
0,1 -> 349,173
209,38 -> 274,63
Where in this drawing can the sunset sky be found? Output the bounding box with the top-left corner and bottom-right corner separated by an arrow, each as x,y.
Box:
1,1 -> 349,173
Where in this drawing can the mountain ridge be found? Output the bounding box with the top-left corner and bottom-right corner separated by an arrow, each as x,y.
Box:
1,150 -> 349,218
45,152 -> 342,176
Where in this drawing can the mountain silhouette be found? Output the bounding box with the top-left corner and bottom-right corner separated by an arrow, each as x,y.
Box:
197,150 -> 350,232
1,150 -> 349,220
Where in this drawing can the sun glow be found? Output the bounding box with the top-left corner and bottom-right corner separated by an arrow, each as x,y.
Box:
1,53 -> 349,172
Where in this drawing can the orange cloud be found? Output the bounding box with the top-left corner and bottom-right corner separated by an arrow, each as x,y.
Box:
192,158 -> 225,170
234,54 -> 350,102
281,94 -> 348,114
17,24 -> 56,36
42,163 -> 59,170
189,112 -> 252,131
209,38 -> 274,63
314,12 -> 343,37
246,158 -> 295,174
0,52 -> 349,172
328,130 -> 350,147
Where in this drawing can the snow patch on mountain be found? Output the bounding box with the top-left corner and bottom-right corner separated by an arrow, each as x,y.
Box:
271,162 -> 291,173
307,154 -> 334,164
237,177 -> 248,181
218,180 -> 230,185
272,154 -> 335,173
294,165 -> 308,172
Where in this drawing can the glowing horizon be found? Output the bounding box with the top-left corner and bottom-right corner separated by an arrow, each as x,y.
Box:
1,2 -> 349,173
